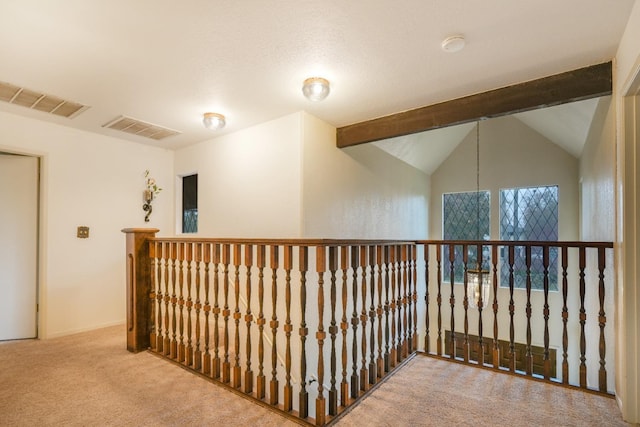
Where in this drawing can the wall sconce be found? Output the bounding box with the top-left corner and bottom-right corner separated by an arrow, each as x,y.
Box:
203,112 -> 226,130
143,189 -> 153,222
302,77 -> 330,102
143,170 -> 161,222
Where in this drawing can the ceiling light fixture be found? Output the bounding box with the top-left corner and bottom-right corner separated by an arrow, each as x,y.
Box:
302,77 -> 330,102
441,35 -> 465,53
467,121 -> 491,310
202,112 -> 226,130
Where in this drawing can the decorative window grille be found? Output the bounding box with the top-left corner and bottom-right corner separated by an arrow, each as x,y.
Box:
442,191 -> 490,283
182,174 -> 198,234
499,185 -> 558,290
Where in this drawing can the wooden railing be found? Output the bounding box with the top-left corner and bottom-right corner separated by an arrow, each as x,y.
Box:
417,240 -> 615,394
123,231 -> 615,425
123,230 -> 417,426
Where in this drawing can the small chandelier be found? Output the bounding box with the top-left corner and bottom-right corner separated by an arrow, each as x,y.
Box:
467,265 -> 490,309
467,121 -> 491,309
302,77 -> 330,102
202,112 -> 226,130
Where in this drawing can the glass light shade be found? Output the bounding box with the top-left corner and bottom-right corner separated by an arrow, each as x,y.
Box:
302,77 -> 330,101
202,112 -> 226,130
467,267 -> 490,309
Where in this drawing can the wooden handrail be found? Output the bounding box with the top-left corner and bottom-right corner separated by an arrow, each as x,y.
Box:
124,233 -> 614,425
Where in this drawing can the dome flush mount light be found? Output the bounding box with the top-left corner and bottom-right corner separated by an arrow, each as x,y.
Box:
302,77 -> 330,102
441,35 -> 466,53
202,112 -> 226,130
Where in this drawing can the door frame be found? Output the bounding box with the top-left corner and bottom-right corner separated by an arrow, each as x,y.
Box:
0,149 -> 42,340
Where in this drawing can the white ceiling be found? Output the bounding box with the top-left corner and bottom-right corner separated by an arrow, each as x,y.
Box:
0,1 -> 634,151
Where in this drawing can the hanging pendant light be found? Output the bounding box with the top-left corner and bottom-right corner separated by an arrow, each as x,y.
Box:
467,121 -> 491,309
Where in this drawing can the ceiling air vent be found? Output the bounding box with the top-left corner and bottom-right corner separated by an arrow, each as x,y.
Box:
102,115 -> 181,141
0,81 -> 88,118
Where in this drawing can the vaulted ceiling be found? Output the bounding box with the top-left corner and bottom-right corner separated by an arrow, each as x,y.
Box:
0,1 -> 634,152
372,96 -> 602,175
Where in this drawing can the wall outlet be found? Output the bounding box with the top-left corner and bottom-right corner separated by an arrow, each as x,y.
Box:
77,226 -> 89,238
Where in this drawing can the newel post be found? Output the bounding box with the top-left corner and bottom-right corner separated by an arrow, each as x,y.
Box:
122,228 -> 159,353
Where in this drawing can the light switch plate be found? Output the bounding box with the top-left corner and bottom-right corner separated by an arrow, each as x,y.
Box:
77,226 -> 89,238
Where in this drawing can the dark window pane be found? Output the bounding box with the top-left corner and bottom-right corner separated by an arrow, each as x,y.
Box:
499,185 -> 558,290
442,191 -> 490,283
182,174 -> 198,233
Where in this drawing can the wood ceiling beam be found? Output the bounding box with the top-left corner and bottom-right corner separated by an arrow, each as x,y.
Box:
336,61 -> 612,148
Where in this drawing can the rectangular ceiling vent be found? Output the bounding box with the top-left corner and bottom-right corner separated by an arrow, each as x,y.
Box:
0,80 -> 88,118
103,115 -> 181,141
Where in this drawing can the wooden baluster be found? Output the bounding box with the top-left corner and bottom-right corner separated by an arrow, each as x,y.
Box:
328,246 -> 338,415
203,243 -> 212,375
299,246 -> 309,419
383,246 -> 391,371
401,245 -> 409,359
283,245 -> 294,411
411,244 -> 418,352
340,246 -> 350,407
462,244 -> 469,363
244,244 -> 254,394
396,245 -> 404,363
163,242 -> 171,355
170,242 -> 178,359
222,243 -> 231,383
155,241 -> 165,353
359,245 -> 369,391
185,242 -> 194,367
350,245 -> 360,397
212,243 -> 221,379
149,241 -> 158,351
389,246 -> 397,367
598,246 -> 607,392
376,245 -> 384,378
448,243 -> 456,360
543,246 -> 550,379
177,242 -> 185,362
579,246 -> 587,388
492,245 -> 499,369
508,245 -> 516,372
233,244 -> 242,388
436,244 -> 442,356
193,243 -> 202,370
269,245 -> 280,405
525,245 -> 533,376
477,243 -> 485,367
424,244 -> 430,353
561,246 -> 569,384
315,245 -> 326,425
368,246 -> 377,385
256,245 -> 266,399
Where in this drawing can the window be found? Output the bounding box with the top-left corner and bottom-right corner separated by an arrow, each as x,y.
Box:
442,191 -> 490,283
499,185 -> 558,290
182,174 -> 198,233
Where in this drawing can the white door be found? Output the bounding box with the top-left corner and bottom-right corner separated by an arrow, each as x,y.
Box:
0,154 -> 38,340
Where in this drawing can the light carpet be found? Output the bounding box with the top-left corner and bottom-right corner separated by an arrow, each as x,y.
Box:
0,325 -> 628,426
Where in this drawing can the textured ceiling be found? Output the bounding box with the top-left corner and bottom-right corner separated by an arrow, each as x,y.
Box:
0,1 -> 634,151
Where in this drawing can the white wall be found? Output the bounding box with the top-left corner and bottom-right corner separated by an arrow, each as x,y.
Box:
613,1 -> 640,421
428,115 -> 582,383
174,113 -> 302,238
174,111 -> 430,241
430,115 -> 579,241
0,110 -> 174,338
301,112 -> 429,239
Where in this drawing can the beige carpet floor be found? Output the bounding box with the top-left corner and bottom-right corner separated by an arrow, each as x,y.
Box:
0,325 -> 628,426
